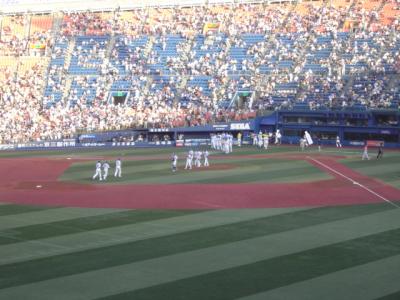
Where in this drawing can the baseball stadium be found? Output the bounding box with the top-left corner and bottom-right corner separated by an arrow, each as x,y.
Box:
0,0 -> 400,299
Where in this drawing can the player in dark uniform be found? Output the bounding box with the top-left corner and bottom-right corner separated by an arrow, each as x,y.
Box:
317,136 -> 322,152
377,142 -> 384,159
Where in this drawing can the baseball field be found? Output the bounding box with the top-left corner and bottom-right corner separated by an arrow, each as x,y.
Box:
0,145 -> 399,299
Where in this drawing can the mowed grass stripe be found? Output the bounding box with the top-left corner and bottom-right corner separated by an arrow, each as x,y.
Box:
375,290 -> 400,300
0,208 -> 303,266
0,204 -> 393,290
238,254 -> 400,300
0,204 -> 56,216
0,207 -> 128,230
1,208 -> 400,300
0,210 -> 204,245
99,227 -> 400,300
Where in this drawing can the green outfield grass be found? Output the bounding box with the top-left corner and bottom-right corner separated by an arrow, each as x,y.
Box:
0,202 -> 399,300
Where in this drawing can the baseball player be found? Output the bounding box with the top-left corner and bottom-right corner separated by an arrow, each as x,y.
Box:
252,133 -> 258,147
189,149 -> 194,165
114,158 -> 122,177
224,134 -> 230,154
258,131 -> 263,148
237,132 -> 242,147
229,134 -> 233,153
92,160 -> 103,181
216,134 -> 222,150
377,142 -> 383,159
102,161 -> 110,180
211,134 -> 216,149
362,144 -> 370,160
263,132 -> 269,149
204,150 -> 209,167
275,129 -> 282,145
185,150 -> 193,169
195,150 -> 202,167
171,152 -> 178,172
336,136 -> 342,148
300,138 -> 306,151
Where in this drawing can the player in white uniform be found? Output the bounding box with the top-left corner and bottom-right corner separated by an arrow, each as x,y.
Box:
257,131 -> 263,148
171,153 -> 178,172
228,134 -> 233,153
336,136 -> 342,148
263,133 -> 269,149
92,161 -> 103,181
203,150 -> 209,167
211,134 -> 216,149
198,151 -> 203,166
300,138 -> 306,151
102,161 -> 110,180
216,134 -> 222,150
189,150 -> 194,166
252,133 -> 258,147
114,158 -> 122,177
194,151 -> 202,167
185,150 -> 193,170
362,145 -> 370,160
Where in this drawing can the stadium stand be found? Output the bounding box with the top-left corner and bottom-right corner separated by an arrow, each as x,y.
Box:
0,0 -> 399,143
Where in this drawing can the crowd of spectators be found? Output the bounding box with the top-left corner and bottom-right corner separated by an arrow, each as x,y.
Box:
0,1 -> 399,144
0,14 -> 53,56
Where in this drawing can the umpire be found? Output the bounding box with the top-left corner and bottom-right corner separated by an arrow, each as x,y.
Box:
377,142 -> 384,159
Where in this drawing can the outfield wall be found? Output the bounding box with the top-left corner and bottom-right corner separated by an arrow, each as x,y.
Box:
266,109 -> 400,148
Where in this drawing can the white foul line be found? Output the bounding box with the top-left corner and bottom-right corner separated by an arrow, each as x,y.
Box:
307,156 -> 400,209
